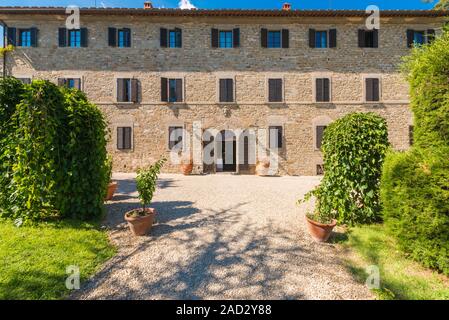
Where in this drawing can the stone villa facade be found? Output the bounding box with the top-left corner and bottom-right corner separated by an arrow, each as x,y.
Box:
0,6 -> 447,175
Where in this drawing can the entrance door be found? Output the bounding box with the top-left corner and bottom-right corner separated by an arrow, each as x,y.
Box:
220,130 -> 236,172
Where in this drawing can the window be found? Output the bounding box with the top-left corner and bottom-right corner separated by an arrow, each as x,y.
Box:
117,78 -> 138,103
407,29 -> 435,47
269,126 -> 283,149
168,126 -> 184,150
161,78 -> 183,103
118,29 -> 131,47
316,126 -> 327,150
58,78 -> 81,90
315,31 -> 328,48
19,29 -> 31,47
69,29 -> 81,47
315,78 -> 330,102
267,31 -> 281,48
317,164 -> 324,176
409,125 -> 414,146
365,78 -> 380,102
358,29 -> 378,48
268,78 -> 283,103
169,29 -> 182,48
117,127 -> 132,150
219,79 -> 234,103
219,31 -> 233,48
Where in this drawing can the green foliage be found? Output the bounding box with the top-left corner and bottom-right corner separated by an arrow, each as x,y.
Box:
381,31 -> 449,275
381,148 -> 449,275
302,112 -> 390,225
0,78 -> 109,223
135,158 -> 166,212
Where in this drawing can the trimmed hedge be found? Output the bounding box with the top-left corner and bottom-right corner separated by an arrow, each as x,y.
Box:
381,148 -> 449,275
381,31 -> 449,274
304,112 -> 390,225
0,78 -> 109,223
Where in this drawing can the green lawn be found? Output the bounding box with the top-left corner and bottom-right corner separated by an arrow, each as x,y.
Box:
0,219 -> 116,300
341,224 -> 449,300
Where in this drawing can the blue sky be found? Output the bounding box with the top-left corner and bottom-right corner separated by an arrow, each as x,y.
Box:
0,0 -> 439,10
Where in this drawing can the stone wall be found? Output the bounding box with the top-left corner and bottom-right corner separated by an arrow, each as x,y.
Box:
0,13 -> 441,175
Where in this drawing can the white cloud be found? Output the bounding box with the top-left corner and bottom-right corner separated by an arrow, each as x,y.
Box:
179,0 -> 196,10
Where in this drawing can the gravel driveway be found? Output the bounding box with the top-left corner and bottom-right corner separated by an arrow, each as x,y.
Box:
75,173 -> 373,300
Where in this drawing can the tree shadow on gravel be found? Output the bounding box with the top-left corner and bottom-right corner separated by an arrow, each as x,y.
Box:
75,200 -> 344,300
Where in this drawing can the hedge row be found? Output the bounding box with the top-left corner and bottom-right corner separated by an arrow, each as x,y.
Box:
0,78 -> 109,222
381,31 -> 449,275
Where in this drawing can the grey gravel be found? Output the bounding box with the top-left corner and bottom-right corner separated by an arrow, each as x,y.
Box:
74,173 -> 374,300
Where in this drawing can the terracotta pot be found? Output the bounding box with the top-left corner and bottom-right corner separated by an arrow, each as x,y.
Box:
305,216 -> 337,242
256,161 -> 270,176
125,208 -> 156,236
105,182 -> 118,201
181,162 -> 193,175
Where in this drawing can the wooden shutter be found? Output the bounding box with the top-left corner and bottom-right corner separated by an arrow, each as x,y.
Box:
329,29 -> 337,48
366,78 -> 373,101
30,27 -> 38,47
427,29 -> 435,44
124,28 -> 131,47
124,127 -> 132,149
175,79 -> 183,102
6,27 -> 16,46
373,29 -> 379,48
117,79 -> 125,102
233,28 -> 240,47
58,78 -> 67,87
323,78 -> 330,102
358,29 -> 365,48
211,28 -> 219,48
219,79 -> 226,102
227,79 -> 234,102
276,79 -> 282,102
282,29 -> 289,48
108,27 -> 117,47
406,29 -> 414,48
372,78 -> 379,101
58,28 -> 67,47
309,29 -> 316,48
269,126 -> 283,149
261,28 -> 268,48
161,77 -> 168,102
268,79 -> 275,102
80,28 -> 88,47
160,28 -> 168,47
316,126 -> 326,149
175,28 -> 182,47
316,79 -> 323,102
130,79 -> 138,103
73,78 -> 81,90
117,127 -> 124,149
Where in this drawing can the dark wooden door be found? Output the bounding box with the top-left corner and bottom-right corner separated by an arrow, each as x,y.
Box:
222,139 -> 236,172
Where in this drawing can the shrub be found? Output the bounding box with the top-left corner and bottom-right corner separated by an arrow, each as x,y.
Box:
0,79 -> 109,223
135,158 -> 166,213
381,148 -> 449,275
302,112 -> 390,225
381,31 -> 449,274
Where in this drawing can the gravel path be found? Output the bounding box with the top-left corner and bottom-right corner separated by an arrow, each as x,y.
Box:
75,173 -> 373,300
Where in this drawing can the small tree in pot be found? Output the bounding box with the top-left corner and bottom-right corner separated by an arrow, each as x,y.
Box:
125,158 -> 166,236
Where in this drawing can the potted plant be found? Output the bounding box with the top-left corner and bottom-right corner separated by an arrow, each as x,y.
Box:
125,158 -> 166,236
299,189 -> 337,242
180,153 -> 193,175
256,157 -> 270,176
105,156 -> 118,201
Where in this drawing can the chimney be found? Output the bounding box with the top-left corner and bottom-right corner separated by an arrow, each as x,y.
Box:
282,3 -> 292,11
144,1 -> 153,9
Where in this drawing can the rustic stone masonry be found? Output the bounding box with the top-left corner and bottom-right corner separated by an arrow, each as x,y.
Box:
0,8 -> 447,175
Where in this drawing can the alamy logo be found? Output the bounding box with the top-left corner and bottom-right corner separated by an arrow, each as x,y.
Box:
366,5 -> 380,30
65,6 -> 80,30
